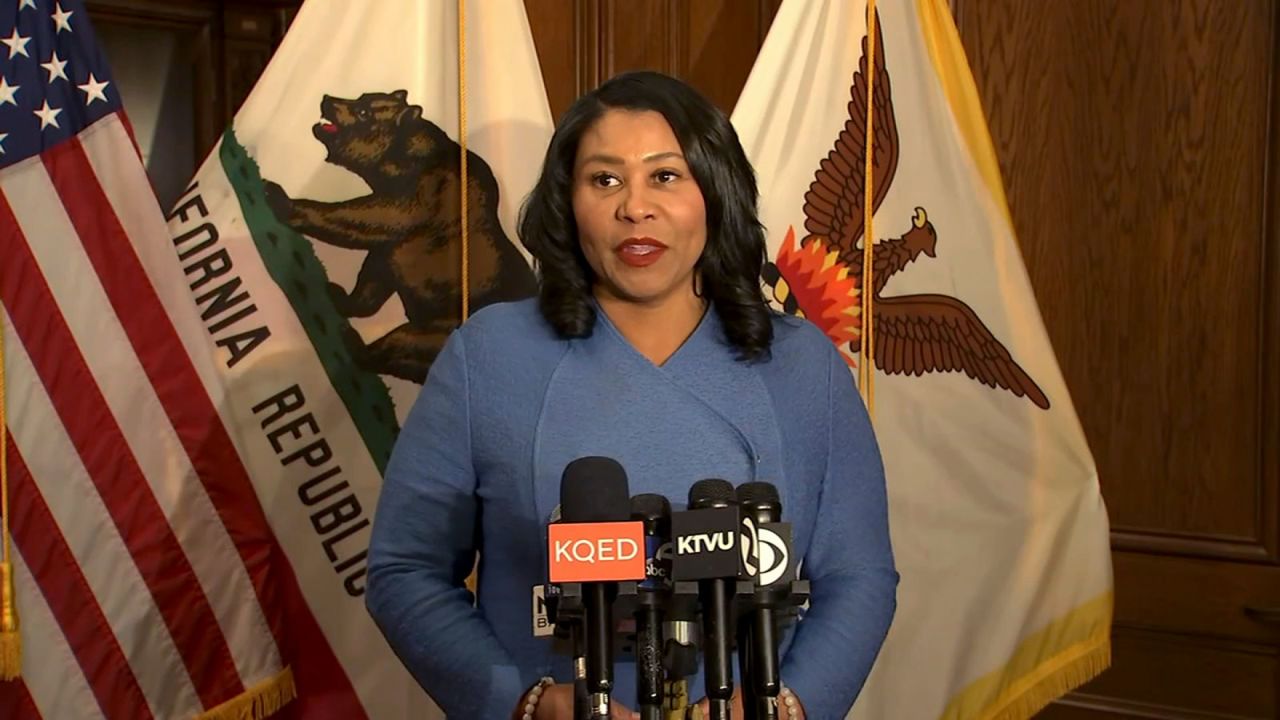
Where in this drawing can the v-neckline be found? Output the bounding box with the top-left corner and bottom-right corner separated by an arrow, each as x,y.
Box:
590,298 -> 714,369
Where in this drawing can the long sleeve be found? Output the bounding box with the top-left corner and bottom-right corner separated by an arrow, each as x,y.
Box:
365,329 -> 530,718
780,348 -> 899,718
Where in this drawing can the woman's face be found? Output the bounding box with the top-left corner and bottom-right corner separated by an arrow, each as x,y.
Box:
572,109 -> 708,308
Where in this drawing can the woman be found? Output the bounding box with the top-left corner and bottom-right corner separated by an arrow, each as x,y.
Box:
366,71 -> 897,719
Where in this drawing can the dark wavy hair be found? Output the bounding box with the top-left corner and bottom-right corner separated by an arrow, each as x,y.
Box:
518,71 -> 774,362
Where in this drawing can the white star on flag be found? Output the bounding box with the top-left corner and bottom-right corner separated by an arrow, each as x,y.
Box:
0,76 -> 18,106
41,51 -> 69,82
78,72 -> 109,105
2,27 -> 31,58
18,0 -> 37,10
52,1 -> 74,33
0,132 -> 8,155
33,98 -> 61,129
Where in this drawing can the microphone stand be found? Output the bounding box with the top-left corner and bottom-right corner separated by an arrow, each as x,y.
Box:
573,622 -> 590,720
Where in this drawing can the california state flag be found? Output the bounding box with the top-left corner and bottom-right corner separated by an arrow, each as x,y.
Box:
164,0 -> 550,716
732,0 -> 1113,717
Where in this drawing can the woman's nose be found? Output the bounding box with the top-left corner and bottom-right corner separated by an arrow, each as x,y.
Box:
617,184 -> 656,223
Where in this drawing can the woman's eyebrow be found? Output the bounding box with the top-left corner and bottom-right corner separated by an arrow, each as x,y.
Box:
578,151 -> 685,166
641,151 -> 684,163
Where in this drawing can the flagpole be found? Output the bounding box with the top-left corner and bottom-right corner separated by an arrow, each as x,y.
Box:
860,0 -> 879,416
0,310 -> 19,680
458,0 -> 471,323
458,0 -> 481,600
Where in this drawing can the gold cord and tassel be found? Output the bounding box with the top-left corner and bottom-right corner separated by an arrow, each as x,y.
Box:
859,0 -> 879,418
457,0 -> 481,599
458,0 -> 472,324
0,310 -> 21,681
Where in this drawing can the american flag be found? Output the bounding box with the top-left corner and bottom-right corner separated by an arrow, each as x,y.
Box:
0,1 -> 361,717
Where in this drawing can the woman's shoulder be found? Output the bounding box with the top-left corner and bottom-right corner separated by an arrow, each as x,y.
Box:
454,297 -> 567,368
765,311 -> 844,376
744,313 -> 847,419
459,296 -> 549,336
753,314 -> 851,455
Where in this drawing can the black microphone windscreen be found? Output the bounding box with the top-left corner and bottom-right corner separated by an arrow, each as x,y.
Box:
688,478 -> 735,509
630,494 -> 671,524
560,456 -> 631,523
736,481 -> 781,511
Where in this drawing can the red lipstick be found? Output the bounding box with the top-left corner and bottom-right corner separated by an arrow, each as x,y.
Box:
616,237 -> 667,268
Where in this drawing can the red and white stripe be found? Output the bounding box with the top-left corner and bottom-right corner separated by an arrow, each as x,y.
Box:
18,120 -> 277,691
0,112 -> 365,717
2,322 -> 186,718
3,547 -> 97,720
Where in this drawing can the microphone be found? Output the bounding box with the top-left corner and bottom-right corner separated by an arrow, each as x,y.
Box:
543,503 -> 590,720
736,482 -> 791,720
630,494 -> 671,720
552,457 -> 644,720
673,478 -> 740,720
662,591 -> 699,718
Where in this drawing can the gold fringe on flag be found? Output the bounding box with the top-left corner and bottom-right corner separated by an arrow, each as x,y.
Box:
859,0 -> 879,417
985,641 -> 1111,720
940,592 -> 1113,720
195,666 -> 297,720
0,309 -> 20,681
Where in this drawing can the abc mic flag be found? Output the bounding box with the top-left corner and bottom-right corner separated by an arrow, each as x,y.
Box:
732,1 -> 1114,718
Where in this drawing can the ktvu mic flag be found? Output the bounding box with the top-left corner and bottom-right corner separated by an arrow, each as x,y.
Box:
160,0 -> 550,717
732,1 -> 1113,718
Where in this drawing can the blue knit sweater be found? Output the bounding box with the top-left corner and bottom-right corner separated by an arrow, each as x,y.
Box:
366,299 -> 897,719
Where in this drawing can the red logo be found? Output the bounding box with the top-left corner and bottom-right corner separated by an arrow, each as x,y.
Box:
548,521 -> 646,583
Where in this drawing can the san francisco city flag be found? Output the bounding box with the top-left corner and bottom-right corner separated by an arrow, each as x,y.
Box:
732,1 -> 1114,717
1,0 -> 549,717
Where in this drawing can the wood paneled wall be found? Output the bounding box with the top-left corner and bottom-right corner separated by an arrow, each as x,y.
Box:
953,1 -> 1279,717
86,0 -> 297,158
86,0 -> 297,207
524,0 -> 783,121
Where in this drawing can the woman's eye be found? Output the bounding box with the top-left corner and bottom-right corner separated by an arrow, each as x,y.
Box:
592,174 -> 619,188
655,170 -> 680,183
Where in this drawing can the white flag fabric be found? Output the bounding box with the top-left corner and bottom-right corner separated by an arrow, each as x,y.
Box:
158,0 -> 551,716
732,1 -> 1113,717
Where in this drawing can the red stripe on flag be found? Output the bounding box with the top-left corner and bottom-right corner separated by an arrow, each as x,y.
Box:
5,437 -> 152,719
0,191 -> 243,709
0,678 -> 42,720
0,677 -> 43,720
44,129 -> 366,717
